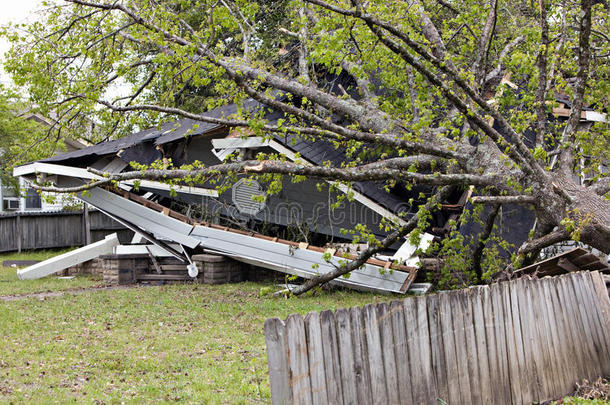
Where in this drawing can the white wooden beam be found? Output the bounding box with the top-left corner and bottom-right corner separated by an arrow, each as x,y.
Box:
14,162 -> 218,197
17,234 -> 119,280
212,137 -> 269,149
135,180 -> 218,197
13,162 -> 101,179
114,244 -> 177,257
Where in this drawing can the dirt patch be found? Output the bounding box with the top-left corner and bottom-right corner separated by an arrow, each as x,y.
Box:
0,285 -> 137,302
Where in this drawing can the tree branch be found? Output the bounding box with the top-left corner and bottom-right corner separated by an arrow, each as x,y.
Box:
290,186 -> 454,295
471,195 -> 536,205
535,0 -> 549,146
558,0 -> 593,177
472,203 -> 500,282
517,229 -> 570,256
31,159 -> 500,194
94,99 -> 467,160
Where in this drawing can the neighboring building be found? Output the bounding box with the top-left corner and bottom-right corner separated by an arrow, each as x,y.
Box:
0,112 -> 88,214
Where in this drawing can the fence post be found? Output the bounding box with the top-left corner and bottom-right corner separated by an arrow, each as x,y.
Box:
83,204 -> 91,245
16,213 -> 21,253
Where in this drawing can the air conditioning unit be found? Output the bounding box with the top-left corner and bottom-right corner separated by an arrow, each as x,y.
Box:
3,198 -> 20,211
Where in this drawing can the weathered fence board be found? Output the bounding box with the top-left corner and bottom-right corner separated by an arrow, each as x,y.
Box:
0,210 -> 131,252
265,272 -> 610,404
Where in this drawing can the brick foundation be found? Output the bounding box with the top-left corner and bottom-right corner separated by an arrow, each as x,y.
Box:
192,254 -> 245,284
57,258 -> 106,277
99,254 -> 149,285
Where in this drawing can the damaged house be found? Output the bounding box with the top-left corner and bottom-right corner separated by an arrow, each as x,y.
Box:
13,97 -> 472,293
12,90 -> 609,293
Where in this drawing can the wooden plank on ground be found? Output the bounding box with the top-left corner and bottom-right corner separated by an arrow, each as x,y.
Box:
349,306 -> 373,404
17,233 -> 119,280
264,318 -> 292,405
286,314 -> 313,405
334,308 -> 357,405
304,312 -> 328,405
376,303 -> 399,405
389,300 -> 414,404
319,310 -> 343,404
362,304 -> 388,405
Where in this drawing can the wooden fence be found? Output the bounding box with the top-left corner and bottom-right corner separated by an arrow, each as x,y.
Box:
0,210 -> 132,253
265,271 -> 610,405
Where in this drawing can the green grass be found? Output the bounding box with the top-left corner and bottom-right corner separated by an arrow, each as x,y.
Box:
0,251 -> 392,404
0,249 -> 103,296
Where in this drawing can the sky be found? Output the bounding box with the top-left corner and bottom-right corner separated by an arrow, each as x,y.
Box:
0,0 -> 48,85
0,0 -> 129,99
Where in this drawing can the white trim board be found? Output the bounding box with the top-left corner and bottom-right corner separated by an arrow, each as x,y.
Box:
18,234 -> 119,280
14,162 -> 218,198
14,162 -> 101,179
114,244 -> 177,257
212,137 -> 270,149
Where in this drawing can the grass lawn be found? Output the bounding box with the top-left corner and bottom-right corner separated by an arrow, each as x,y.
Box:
0,251 -> 392,404
0,249 -> 103,296
1,252 -> 606,404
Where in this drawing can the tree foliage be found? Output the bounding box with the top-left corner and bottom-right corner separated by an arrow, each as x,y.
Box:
0,86 -> 53,188
3,0 -> 609,292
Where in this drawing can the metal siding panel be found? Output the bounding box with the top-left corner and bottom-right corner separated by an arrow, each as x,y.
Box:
80,187 -> 199,248
190,225 -> 409,293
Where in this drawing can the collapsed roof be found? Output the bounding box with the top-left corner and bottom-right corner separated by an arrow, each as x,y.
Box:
15,100 -> 445,293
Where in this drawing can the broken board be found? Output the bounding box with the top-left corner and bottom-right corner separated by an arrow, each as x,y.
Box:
17,233 -> 119,280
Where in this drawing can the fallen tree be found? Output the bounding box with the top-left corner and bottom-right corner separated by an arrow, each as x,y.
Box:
4,0 -> 609,293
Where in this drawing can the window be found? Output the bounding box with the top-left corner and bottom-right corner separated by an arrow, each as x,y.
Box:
24,188 -> 42,209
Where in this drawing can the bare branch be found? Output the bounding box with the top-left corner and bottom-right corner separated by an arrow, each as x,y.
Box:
471,195 -> 537,205
558,0 -> 593,176
535,0 -> 549,146
517,229 -> 570,256
589,177 -> 610,196
484,36 -> 525,84
305,0 -> 547,181
474,0 -> 498,85
472,203 -> 500,282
